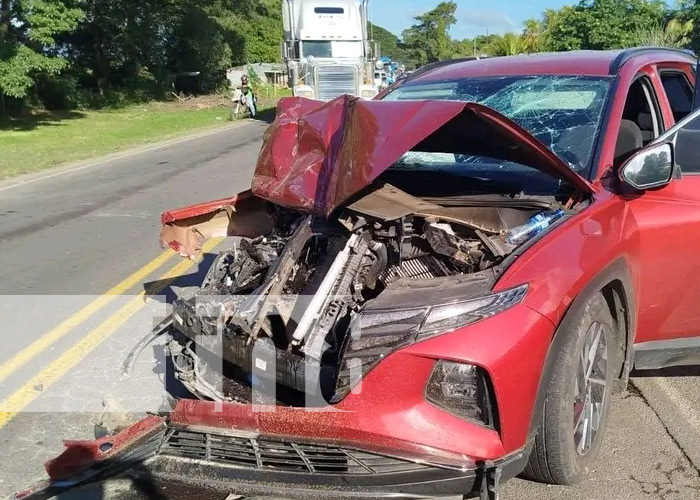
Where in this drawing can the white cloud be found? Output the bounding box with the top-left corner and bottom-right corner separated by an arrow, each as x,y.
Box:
459,8 -> 517,31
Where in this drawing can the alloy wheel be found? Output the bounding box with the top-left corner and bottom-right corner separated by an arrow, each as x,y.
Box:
573,321 -> 608,456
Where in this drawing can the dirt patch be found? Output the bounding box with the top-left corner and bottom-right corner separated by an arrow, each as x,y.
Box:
158,89 -> 288,113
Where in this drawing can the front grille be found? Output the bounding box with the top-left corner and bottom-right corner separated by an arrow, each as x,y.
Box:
316,65 -> 358,101
160,428 -> 429,475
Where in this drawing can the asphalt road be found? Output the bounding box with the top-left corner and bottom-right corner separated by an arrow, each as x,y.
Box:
0,120 -> 698,499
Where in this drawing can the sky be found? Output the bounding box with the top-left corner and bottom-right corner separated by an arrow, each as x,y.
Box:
370,0 -> 571,40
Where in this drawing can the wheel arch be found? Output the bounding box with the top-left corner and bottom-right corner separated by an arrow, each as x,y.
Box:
526,257 -> 637,441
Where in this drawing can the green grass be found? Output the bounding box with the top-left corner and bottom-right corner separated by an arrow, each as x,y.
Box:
0,93 -> 284,180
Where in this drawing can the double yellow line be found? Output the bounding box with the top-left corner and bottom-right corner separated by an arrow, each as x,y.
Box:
0,238 -> 222,429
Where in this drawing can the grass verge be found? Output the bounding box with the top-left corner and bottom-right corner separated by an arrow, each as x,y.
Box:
0,91 -> 287,180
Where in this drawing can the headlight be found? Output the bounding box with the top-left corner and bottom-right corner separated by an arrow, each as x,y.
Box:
425,361 -> 497,428
359,86 -> 378,99
333,285 -> 527,401
418,284 -> 528,340
294,85 -> 315,99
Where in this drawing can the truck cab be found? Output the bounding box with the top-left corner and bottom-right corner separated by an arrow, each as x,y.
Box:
282,0 -> 379,100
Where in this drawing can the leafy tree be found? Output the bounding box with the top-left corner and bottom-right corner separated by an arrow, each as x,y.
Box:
677,0 -> 700,50
62,0 -> 175,97
632,18 -> 693,48
402,1 -> 457,64
233,0 -> 283,63
452,34 -> 499,58
486,33 -> 528,56
0,0 -> 84,111
368,22 -> 411,64
542,0 -> 667,52
521,19 -> 544,53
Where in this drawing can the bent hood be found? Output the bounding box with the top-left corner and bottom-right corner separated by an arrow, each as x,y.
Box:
252,95 -> 594,217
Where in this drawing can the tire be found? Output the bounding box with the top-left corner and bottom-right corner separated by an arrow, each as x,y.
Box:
522,292 -> 617,484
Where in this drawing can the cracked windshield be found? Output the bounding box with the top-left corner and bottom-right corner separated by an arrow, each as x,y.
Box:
384,76 -> 612,186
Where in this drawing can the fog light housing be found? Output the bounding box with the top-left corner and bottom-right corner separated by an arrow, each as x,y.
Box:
425,361 -> 497,429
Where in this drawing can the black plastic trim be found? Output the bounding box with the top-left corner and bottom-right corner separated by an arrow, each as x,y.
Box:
634,337 -> 700,369
586,75 -> 620,180
609,47 -> 696,75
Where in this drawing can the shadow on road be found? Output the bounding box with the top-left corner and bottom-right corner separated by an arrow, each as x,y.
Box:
254,107 -> 278,124
142,252 -> 217,304
631,365 -> 700,377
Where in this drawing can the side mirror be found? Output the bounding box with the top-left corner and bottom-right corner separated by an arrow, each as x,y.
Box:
620,143 -> 674,191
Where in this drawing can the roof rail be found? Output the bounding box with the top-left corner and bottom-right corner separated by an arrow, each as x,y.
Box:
609,47 -> 697,74
401,57 -> 486,84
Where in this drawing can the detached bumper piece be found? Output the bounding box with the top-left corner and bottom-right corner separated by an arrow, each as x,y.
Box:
18,423 -> 483,500
155,427 -> 478,498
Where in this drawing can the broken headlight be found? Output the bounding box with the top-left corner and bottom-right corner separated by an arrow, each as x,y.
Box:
425,361 -> 497,428
416,284 -> 528,340
333,285 -> 527,401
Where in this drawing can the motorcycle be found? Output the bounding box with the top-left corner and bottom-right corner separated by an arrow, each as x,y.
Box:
231,86 -> 257,119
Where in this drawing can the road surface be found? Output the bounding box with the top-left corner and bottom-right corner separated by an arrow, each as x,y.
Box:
0,120 -> 698,499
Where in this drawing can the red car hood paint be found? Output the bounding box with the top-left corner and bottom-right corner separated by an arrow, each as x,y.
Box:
252,96 -> 595,216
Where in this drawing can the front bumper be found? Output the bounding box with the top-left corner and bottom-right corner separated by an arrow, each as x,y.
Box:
17,304 -> 553,499
168,302 -> 555,461
15,416 -> 528,500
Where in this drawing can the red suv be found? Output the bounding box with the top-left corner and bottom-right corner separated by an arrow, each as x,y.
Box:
18,48 -> 700,500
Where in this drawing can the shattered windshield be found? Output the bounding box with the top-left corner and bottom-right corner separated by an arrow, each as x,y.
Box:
382,76 -> 612,186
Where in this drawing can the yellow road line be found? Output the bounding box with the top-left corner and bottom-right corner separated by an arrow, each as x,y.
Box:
0,249 -> 177,387
0,238 -> 222,429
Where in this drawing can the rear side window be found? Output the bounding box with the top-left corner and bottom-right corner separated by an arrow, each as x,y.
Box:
660,73 -> 693,122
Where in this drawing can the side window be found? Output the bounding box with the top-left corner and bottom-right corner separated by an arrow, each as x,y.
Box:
615,77 -> 662,166
673,111 -> 700,174
660,72 -> 694,123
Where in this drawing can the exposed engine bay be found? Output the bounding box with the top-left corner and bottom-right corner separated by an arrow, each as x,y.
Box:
167,182 -> 571,405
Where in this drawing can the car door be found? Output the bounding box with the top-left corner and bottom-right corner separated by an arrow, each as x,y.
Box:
625,99 -> 700,360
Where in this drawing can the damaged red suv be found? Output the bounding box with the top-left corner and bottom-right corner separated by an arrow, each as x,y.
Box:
19,49 -> 700,500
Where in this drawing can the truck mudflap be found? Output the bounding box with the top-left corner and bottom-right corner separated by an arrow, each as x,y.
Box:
13,402 -> 527,500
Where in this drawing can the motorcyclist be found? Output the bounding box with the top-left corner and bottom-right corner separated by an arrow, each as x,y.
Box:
239,74 -> 256,118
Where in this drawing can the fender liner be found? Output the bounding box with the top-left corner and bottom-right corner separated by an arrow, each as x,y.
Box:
526,257 -> 637,441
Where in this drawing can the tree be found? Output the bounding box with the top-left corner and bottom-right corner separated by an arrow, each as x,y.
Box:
368,22 -> 410,63
541,0 -> 667,52
486,33 -> 528,56
232,0 -> 283,63
0,0 -> 84,111
676,0 -> 700,50
632,18 -> 693,48
402,1 -> 457,65
521,19 -> 544,53
63,0 -> 176,96
452,34 -> 499,58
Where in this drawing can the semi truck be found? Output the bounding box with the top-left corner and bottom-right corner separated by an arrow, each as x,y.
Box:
281,0 -> 380,101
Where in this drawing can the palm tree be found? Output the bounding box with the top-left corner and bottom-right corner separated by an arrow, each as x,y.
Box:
522,19 -> 544,53
633,19 -> 693,49
487,33 -> 527,56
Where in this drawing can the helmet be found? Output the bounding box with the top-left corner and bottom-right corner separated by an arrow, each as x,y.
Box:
241,75 -> 249,84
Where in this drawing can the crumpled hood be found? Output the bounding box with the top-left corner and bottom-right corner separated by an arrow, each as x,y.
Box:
252,95 -> 594,217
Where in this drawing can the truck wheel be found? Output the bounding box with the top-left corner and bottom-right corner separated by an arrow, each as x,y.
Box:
522,292 -> 616,484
